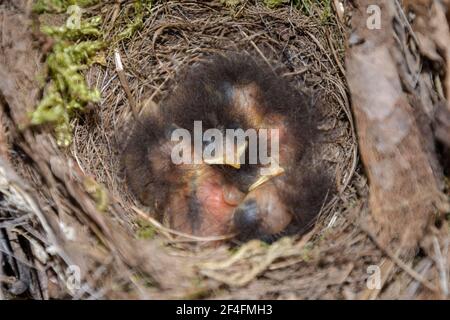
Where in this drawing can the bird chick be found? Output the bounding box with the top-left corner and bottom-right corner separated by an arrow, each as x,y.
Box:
123,53 -> 334,242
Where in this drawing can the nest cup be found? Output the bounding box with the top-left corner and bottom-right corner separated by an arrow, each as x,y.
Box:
82,0 -> 354,223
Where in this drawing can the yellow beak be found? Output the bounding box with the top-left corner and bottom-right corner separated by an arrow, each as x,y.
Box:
204,140 -> 248,169
248,165 -> 285,192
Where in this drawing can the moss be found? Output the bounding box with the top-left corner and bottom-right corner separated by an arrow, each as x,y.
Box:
292,0 -> 332,22
33,0 -> 99,13
135,219 -> 156,239
31,13 -> 104,146
41,15 -> 102,39
301,242 -> 314,262
264,0 -> 289,8
318,0 -> 332,23
83,177 -> 109,211
130,272 -> 155,288
116,0 -> 153,42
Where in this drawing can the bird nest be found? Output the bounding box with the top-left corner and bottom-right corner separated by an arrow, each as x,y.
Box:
1,0 -> 381,300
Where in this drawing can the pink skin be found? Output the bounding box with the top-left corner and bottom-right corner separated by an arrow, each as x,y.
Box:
168,168 -> 244,237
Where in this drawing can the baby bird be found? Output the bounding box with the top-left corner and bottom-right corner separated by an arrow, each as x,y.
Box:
123,53 -> 334,242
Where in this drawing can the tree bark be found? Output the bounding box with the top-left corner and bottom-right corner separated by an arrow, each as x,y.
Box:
345,0 -> 449,248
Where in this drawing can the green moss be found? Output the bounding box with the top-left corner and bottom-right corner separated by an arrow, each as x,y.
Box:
318,0 -> 332,23
31,13 -> 104,146
264,0 -> 289,8
83,177 -> 109,211
135,219 -> 156,239
33,0 -> 99,13
116,0 -> 153,42
301,242 -> 314,262
291,0 -> 332,22
130,272 -> 155,287
41,16 -> 102,39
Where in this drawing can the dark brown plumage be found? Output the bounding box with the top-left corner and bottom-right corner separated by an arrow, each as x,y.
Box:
122,53 -> 335,242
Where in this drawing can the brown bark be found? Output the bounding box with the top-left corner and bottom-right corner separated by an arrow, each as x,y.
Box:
346,0 -> 448,248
